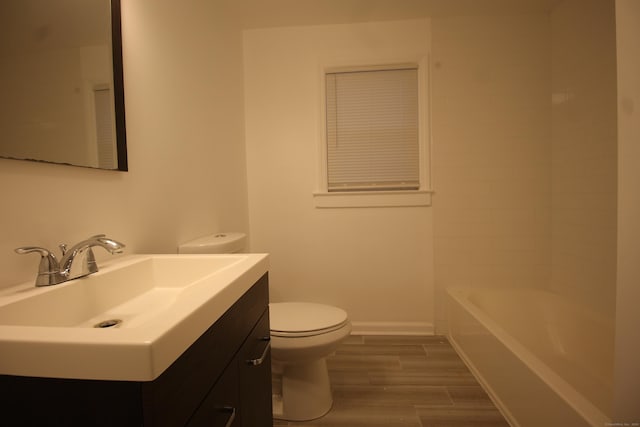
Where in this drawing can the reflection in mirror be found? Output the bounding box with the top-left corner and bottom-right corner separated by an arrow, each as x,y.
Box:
0,0 -> 127,171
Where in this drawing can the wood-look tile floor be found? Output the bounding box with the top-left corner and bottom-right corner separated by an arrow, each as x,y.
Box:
272,335 -> 510,427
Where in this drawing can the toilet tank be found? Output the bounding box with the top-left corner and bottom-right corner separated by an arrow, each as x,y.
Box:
178,233 -> 247,254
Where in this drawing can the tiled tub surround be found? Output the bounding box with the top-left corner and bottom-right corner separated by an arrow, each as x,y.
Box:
448,287 -> 612,427
273,335 -> 508,427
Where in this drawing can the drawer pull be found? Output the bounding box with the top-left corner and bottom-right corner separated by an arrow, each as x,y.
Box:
246,336 -> 271,366
222,406 -> 236,427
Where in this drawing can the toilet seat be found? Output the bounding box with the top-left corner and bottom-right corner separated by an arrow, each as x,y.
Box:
270,302 -> 349,338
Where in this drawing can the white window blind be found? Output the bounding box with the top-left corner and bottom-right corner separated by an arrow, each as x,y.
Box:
325,67 -> 419,192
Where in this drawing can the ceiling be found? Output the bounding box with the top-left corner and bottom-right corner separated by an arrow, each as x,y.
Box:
238,0 -> 563,29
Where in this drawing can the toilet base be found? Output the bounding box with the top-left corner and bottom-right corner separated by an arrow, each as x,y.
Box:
272,358 -> 333,421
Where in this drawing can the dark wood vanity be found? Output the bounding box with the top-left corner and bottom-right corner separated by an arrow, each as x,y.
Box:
0,274 -> 272,427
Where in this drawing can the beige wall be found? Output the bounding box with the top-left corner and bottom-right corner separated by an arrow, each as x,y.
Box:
431,2 -> 619,332
549,0 -> 618,416
0,0 -> 250,290
550,0 -> 618,317
614,0 -> 640,420
243,20 -> 434,333
431,14 -> 551,331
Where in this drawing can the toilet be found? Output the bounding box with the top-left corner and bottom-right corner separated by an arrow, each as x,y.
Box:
270,302 -> 351,421
178,233 -> 352,421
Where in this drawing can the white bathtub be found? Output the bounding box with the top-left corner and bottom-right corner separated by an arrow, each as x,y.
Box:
447,287 -> 613,427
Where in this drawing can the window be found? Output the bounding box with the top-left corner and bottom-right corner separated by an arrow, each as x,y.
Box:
315,62 -> 431,208
326,67 -> 419,191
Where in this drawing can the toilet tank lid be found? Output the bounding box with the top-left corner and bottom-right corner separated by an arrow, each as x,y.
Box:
178,232 -> 246,254
269,302 -> 348,333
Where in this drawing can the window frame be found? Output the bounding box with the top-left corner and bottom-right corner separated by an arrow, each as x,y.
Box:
313,57 -> 433,208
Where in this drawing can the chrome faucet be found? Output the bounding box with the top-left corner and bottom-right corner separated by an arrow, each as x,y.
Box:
15,234 -> 125,287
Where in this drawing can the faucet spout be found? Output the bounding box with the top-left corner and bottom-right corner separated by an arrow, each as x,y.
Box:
60,234 -> 125,279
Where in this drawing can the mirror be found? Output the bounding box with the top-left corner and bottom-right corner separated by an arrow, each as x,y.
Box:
0,0 -> 127,171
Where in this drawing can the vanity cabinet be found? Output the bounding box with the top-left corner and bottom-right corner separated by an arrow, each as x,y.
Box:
0,274 -> 272,427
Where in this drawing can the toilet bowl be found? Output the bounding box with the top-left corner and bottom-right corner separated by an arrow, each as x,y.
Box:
178,233 -> 351,421
270,302 -> 352,421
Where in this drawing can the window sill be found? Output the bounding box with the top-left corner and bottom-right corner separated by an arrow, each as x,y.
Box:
312,190 -> 433,208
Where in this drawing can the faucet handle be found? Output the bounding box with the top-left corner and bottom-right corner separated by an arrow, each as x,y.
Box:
15,246 -> 56,261
14,246 -> 63,287
59,243 -> 67,256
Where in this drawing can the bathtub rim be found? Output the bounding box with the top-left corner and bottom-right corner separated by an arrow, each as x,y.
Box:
446,286 -> 611,427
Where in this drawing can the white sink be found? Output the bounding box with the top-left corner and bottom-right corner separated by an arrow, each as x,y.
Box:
0,253 -> 269,381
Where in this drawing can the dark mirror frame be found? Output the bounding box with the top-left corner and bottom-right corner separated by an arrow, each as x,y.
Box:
111,0 -> 128,171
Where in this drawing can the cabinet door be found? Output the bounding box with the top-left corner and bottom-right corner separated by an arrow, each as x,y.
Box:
186,362 -> 240,427
238,310 -> 273,427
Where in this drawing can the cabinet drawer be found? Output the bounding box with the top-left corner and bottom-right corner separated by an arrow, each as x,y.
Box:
186,360 -> 239,427
238,310 -> 273,427
188,308 -> 272,427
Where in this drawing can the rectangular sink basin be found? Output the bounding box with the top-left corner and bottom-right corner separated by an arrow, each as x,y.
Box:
0,254 -> 269,381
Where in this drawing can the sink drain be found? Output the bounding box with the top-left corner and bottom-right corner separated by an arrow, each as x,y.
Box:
94,319 -> 122,328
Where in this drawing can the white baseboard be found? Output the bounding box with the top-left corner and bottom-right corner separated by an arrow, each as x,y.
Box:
350,321 -> 434,336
